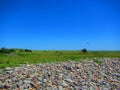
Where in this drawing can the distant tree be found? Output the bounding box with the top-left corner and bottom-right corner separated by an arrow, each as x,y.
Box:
56,51 -> 59,53
0,47 -> 10,54
44,50 -> 46,53
19,49 -> 25,52
81,48 -> 87,53
29,49 -> 32,52
25,49 -> 32,52
0,48 -> 3,53
9,49 -> 16,52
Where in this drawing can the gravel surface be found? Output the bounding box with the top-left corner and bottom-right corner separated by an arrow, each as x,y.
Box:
0,58 -> 120,90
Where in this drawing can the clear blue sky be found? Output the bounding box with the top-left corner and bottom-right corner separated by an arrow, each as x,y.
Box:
0,0 -> 120,50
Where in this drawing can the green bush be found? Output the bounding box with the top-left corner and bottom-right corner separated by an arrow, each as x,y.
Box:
81,48 -> 87,53
9,49 -> 16,52
0,47 -> 10,54
25,49 -> 32,52
19,49 -> 25,52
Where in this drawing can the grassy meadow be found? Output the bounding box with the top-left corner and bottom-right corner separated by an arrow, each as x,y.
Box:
0,50 -> 120,68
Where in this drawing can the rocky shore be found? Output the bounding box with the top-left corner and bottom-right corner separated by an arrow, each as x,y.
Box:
0,58 -> 120,90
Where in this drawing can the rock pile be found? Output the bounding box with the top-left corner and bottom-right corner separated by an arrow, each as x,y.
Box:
0,58 -> 120,90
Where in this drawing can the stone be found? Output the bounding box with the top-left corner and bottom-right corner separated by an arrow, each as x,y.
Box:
60,81 -> 68,87
65,78 -> 72,82
90,86 -> 95,90
4,67 -> 11,71
46,86 -> 52,90
74,86 -> 82,90
58,86 -> 63,90
94,86 -> 100,90
0,58 -> 119,89
82,75 -> 87,79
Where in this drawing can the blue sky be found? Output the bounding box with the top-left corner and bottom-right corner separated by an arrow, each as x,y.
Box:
0,0 -> 120,50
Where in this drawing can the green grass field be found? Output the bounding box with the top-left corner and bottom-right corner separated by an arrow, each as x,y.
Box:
0,50 -> 120,68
